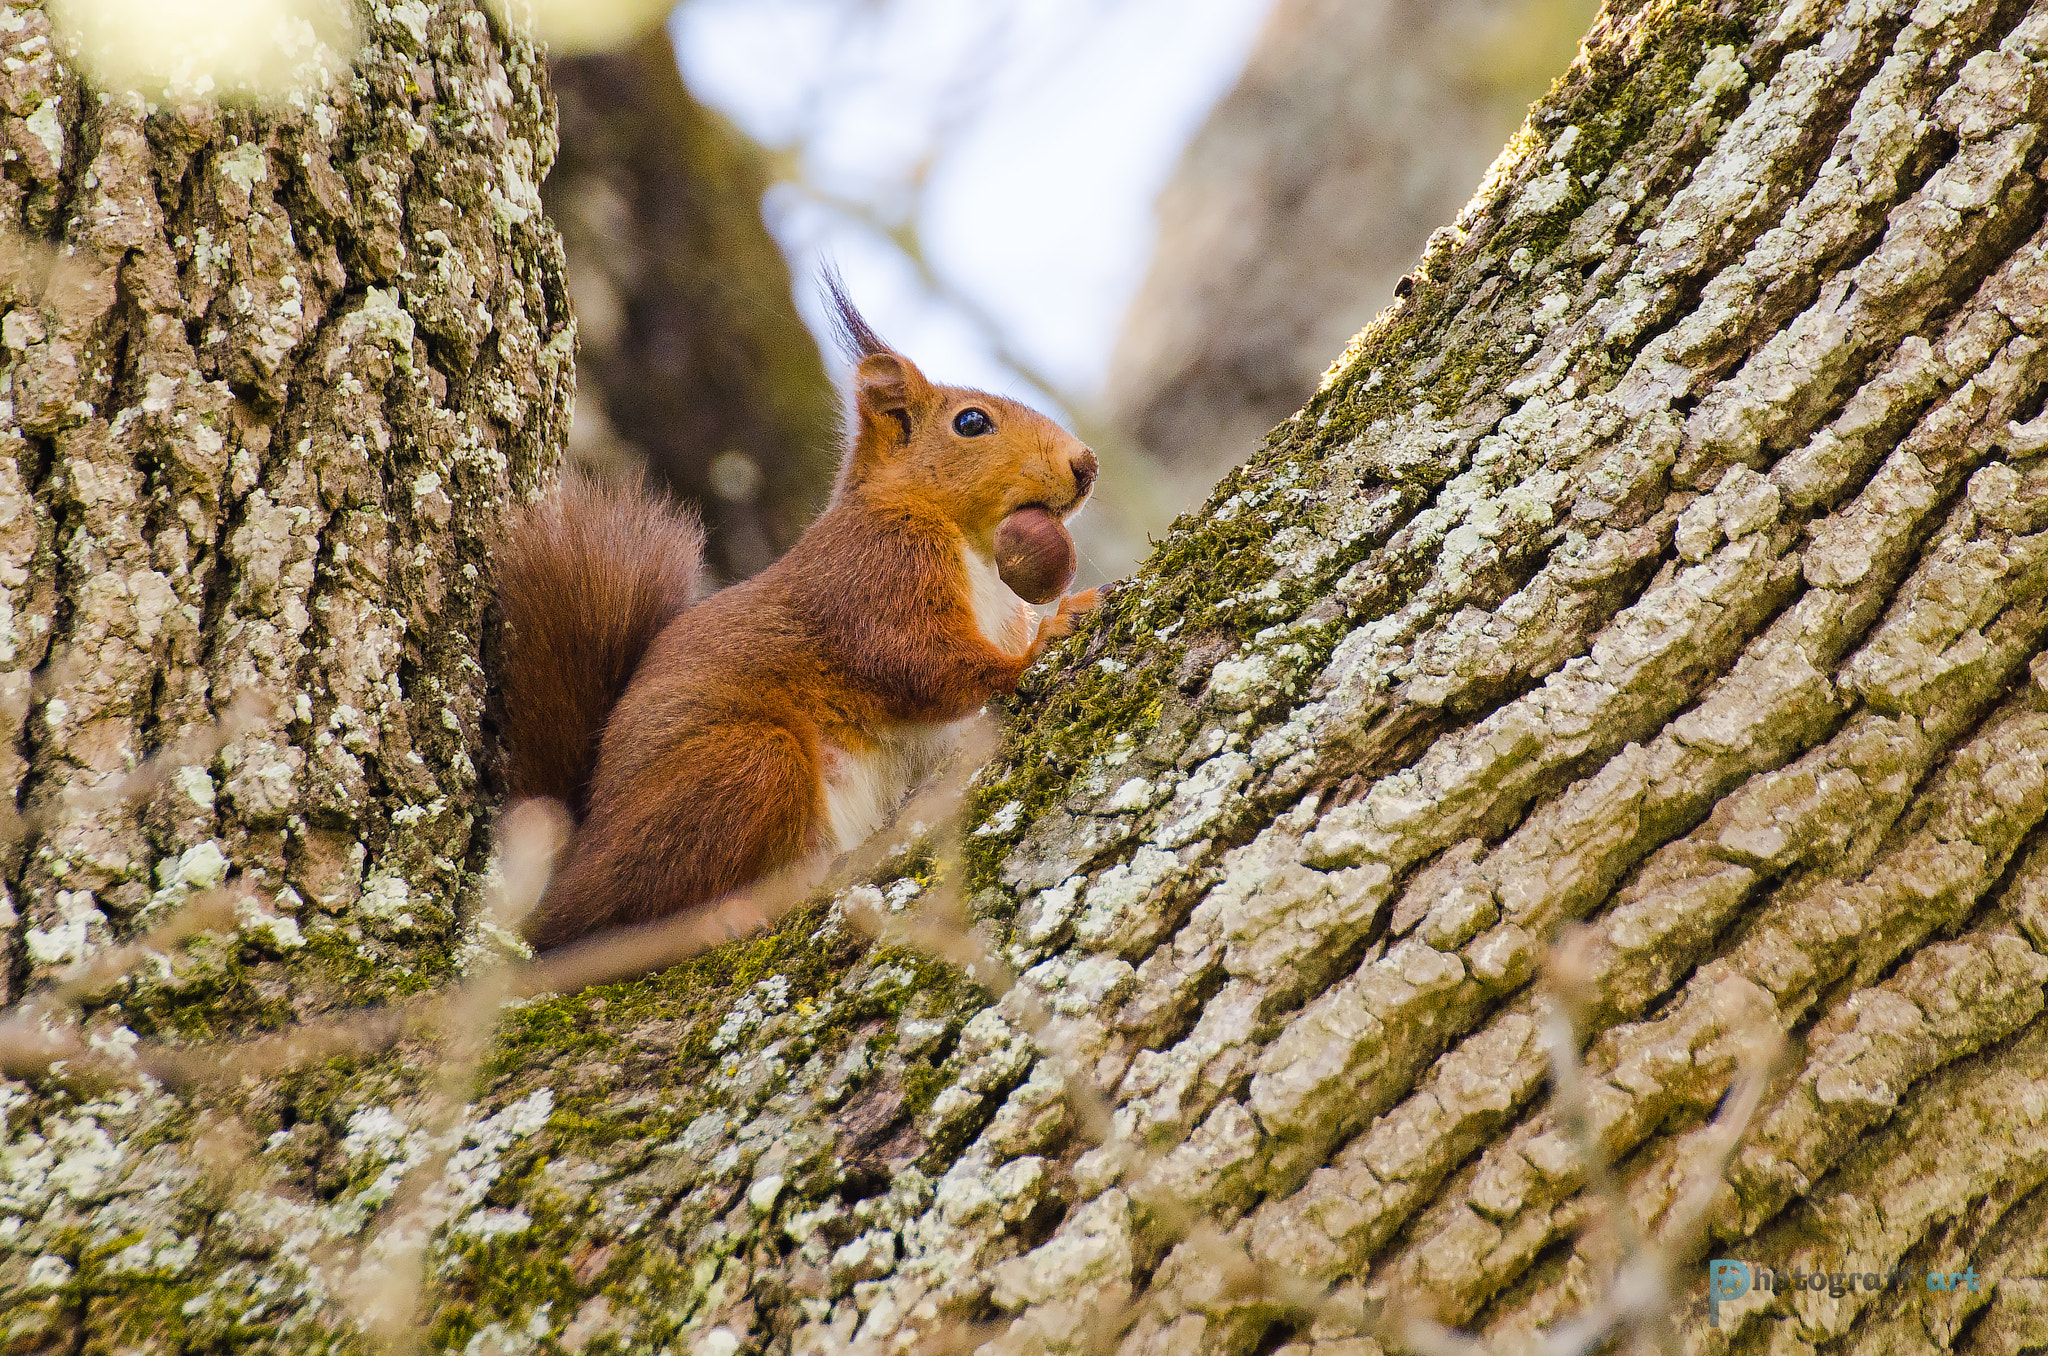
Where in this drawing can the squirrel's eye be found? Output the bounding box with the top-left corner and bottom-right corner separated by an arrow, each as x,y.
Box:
953,408 -> 994,437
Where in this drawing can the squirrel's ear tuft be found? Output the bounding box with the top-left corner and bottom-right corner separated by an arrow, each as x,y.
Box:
823,265 -> 890,364
825,266 -> 936,496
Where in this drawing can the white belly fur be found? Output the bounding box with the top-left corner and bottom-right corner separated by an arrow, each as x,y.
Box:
820,544 -> 1037,854
822,721 -> 967,853
963,543 -> 1039,656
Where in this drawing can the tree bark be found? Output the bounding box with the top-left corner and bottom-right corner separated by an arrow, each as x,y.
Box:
10,0 -> 2048,1354
0,0 -> 572,1347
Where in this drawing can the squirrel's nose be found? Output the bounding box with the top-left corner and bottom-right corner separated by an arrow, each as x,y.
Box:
1072,448 -> 1099,498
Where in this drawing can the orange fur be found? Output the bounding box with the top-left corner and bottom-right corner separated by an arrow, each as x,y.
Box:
497,475 -> 702,817
507,289 -> 1099,951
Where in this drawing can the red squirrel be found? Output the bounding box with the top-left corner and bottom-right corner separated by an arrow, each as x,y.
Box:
498,282 -> 1099,950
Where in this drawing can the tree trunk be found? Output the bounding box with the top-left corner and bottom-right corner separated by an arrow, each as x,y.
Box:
0,0 -> 572,1346
11,0 -> 2048,1355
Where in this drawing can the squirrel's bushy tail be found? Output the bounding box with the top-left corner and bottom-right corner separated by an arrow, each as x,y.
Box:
498,475 -> 702,816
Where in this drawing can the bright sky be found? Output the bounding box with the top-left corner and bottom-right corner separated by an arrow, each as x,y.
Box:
670,0 -> 1279,410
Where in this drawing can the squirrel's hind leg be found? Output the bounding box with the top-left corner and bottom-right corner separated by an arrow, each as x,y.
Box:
522,719 -> 825,951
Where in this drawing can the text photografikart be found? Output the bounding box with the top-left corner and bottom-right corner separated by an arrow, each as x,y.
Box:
1708,1259 -> 1982,1327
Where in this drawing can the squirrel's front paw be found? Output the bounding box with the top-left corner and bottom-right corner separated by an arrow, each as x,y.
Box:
1037,588 -> 1100,642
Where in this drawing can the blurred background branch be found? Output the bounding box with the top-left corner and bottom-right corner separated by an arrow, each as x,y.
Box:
539,0 -> 1599,583
546,30 -> 841,583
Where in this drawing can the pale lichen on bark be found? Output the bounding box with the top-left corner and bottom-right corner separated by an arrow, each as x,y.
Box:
0,0 -> 570,1347
656,0 -> 2048,1350
8,0 -> 2048,1353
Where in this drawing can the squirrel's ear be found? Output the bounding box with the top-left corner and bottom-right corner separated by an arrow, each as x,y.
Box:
826,268 -> 932,453
854,351 -> 932,449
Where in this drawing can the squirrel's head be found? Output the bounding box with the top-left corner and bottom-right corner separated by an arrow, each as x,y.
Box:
825,274 -> 1098,546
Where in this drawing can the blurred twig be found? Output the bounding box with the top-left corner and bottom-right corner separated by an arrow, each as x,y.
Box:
1390,933 -> 1784,1356
344,799 -> 572,1354
0,673 -> 266,849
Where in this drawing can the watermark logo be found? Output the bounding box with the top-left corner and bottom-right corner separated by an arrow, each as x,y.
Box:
1708,1260 -> 1749,1328
1706,1259 -> 1981,1328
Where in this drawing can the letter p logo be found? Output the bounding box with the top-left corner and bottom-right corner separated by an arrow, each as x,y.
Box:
1709,1260 -> 1751,1328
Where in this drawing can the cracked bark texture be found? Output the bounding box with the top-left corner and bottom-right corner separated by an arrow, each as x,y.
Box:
0,0 -> 573,1348
8,0 -> 2048,1354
